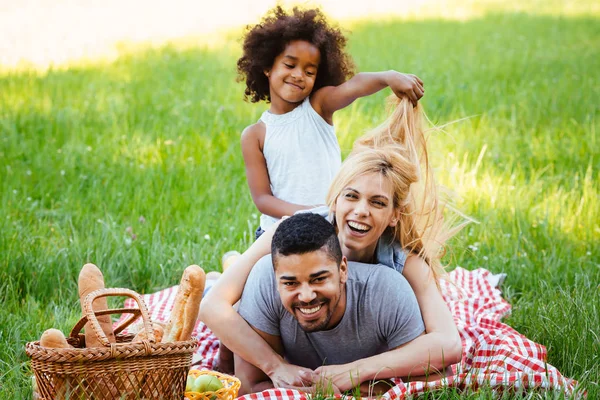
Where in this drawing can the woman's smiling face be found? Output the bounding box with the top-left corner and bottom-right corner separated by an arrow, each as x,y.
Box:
333,172 -> 399,262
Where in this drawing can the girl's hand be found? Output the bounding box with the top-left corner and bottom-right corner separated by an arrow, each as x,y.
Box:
387,72 -> 424,106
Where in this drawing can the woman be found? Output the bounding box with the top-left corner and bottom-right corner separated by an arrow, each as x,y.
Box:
200,96 -> 467,392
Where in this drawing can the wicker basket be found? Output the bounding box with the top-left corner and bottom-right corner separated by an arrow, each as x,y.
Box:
26,288 -> 199,400
184,370 -> 241,400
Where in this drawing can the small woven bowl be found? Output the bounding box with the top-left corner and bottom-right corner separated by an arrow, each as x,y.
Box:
185,370 -> 241,400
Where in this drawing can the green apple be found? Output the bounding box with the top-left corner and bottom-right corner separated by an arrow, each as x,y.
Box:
192,375 -> 224,393
185,375 -> 195,392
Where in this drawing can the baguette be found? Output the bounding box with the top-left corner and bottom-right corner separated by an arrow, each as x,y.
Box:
163,265 -> 206,342
39,328 -> 72,349
78,263 -> 116,347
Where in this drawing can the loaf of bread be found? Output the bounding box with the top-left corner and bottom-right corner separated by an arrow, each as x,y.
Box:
132,322 -> 164,343
39,328 -> 72,349
78,263 -> 116,347
163,265 -> 206,342
39,329 -> 72,398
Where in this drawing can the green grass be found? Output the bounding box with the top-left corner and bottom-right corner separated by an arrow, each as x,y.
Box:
1,5 -> 599,399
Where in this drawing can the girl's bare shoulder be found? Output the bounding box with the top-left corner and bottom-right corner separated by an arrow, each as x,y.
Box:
241,120 -> 267,150
310,87 -> 336,124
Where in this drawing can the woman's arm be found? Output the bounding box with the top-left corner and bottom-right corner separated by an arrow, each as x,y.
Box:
314,332 -> 454,392
311,71 -> 424,124
234,325 -> 284,395
399,255 -> 463,369
313,255 -> 461,391
199,224 -> 312,387
241,122 -> 315,219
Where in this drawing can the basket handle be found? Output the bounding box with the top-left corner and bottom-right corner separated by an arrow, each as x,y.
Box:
70,308 -> 143,339
70,288 -> 155,346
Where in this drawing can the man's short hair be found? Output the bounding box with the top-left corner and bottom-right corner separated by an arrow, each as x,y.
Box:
271,213 -> 342,267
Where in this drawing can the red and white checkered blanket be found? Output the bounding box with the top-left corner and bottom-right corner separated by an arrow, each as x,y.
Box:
117,267 -> 580,398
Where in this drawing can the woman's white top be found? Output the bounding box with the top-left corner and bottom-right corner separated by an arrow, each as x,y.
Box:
259,97 -> 341,229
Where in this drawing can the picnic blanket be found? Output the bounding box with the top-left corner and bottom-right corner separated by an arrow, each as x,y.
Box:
117,267 -> 580,398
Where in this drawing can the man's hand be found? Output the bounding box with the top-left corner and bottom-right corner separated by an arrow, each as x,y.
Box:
314,362 -> 361,392
386,72 -> 424,107
268,362 -> 316,388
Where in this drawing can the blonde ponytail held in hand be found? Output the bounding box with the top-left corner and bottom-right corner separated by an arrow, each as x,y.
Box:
327,96 -> 468,283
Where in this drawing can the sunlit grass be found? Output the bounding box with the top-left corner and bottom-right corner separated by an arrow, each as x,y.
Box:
1,3 -> 599,399
2,0 -> 600,71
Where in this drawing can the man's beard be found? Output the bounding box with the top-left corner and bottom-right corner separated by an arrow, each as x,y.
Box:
293,295 -> 340,333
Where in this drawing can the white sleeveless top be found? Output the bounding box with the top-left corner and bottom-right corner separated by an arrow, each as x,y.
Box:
259,97 -> 341,229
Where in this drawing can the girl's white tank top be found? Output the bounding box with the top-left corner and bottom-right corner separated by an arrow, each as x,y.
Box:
259,97 -> 341,229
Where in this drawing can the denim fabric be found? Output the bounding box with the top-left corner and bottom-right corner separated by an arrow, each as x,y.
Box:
255,226 -> 266,241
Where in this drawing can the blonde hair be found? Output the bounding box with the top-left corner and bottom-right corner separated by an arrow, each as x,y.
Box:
327,96 -> 468,283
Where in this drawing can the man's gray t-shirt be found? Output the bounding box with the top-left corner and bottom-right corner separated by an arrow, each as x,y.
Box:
238,255 -> 425,370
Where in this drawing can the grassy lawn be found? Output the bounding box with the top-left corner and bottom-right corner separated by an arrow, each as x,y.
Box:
1,3 -> 598,399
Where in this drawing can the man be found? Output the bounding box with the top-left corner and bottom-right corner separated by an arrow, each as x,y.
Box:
236,213 -> 425,395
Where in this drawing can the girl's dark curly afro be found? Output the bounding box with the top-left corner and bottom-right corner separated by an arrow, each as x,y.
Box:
237,6 -> 355,103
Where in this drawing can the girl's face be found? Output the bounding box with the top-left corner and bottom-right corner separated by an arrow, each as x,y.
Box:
265,40 -> 320,111
332,172 -> 399,262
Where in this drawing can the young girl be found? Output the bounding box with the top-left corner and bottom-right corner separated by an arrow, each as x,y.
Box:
237,6 -> 424,239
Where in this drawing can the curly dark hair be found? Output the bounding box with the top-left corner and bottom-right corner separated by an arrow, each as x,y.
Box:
272,213 -> 342,268
237,6 -> 355,103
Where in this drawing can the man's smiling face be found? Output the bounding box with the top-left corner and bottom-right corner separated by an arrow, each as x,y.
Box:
275,248 -> 347,333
